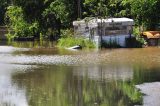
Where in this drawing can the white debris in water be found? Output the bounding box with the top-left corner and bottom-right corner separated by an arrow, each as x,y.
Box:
136,82 -> 160,106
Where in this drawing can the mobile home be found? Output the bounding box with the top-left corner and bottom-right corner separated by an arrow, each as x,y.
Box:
73,17 -> 134,47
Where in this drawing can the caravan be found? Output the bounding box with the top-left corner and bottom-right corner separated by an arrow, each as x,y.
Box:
73,17 -> 134,47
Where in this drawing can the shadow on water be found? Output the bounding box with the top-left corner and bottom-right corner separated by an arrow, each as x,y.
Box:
0,41 -> 160,106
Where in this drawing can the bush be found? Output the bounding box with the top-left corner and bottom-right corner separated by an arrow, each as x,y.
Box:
58,29 -> 95,48
133,27 -> 147,45
57,37 -> 95,48
5,6 -> 39,40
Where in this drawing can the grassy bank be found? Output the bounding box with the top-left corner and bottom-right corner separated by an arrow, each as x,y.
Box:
57,37 -> 96,48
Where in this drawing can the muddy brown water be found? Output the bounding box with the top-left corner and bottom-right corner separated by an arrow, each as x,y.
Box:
0,41 -> 160,106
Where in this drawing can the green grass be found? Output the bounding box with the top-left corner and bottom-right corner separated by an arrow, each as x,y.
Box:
119,81 -> 142,104
57,37 -> 96,48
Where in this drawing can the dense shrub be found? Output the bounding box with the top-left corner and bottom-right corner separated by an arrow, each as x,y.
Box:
5,6 -> 39,40
57,37 -> 95,48
133,27 -> 147,45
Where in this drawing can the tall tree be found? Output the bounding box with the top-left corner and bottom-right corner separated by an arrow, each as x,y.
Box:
42,0 -> 69,38
11,0 -> 45,23
83,0 -> 108,17
129,0 -> 160,30
107,0 -> 131,17
0,0 -> 10,25
5,6 -> 39,38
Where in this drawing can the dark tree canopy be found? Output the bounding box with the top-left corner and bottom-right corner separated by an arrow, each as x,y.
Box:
0,0 -> 160,38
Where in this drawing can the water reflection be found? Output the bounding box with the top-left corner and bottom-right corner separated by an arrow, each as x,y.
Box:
7,41 -> 56,48
0,63 -> 35,106
12,65 -> 142,106
73,65 -> 133,81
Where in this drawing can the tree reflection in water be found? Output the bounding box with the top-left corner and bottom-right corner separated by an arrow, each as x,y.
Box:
11,65 -> 144,106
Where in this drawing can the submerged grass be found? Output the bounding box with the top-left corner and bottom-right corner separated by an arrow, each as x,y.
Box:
57,37 -> 96,48
119,81 -> 142,105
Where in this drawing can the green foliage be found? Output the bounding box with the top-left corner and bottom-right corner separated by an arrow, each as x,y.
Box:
5,6 -> 39,40
107,0 -> 131,17
136,37 -> 147,46
130,0 -> 160,30
1,0 -> 160,40
57,37 -> 95,48
60,29 -> 74,38
58,29 -> 96,49
83,0 -> 160,30
41,0 -> 70,38
133,27 -> 147,45
83,0 -> 107,17
11,0 -> 44,23
119,81 -> 142,104
5,6 -> 24,26
11,65 -> 143,106
42,0 -> 69,25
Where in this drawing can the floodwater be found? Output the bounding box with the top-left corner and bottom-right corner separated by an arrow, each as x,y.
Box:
0,41 -> 160,106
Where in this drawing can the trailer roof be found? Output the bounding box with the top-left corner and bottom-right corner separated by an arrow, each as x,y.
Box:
73,17 -> 134,26
96,18 -> 134,23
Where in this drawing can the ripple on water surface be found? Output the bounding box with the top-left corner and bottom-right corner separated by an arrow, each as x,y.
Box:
0,46 -> 160,66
